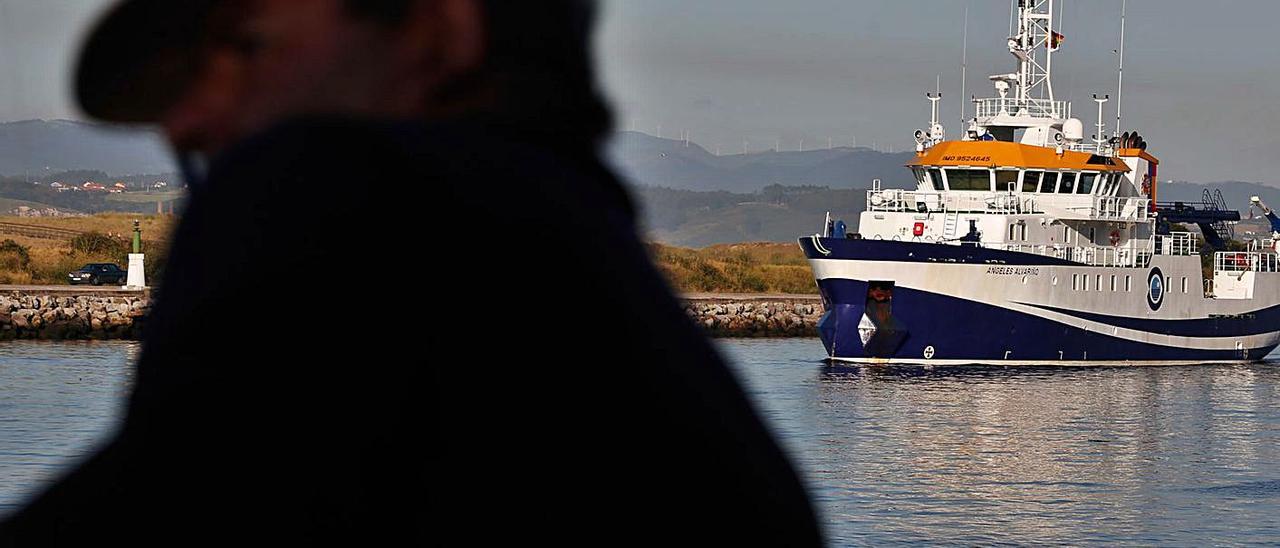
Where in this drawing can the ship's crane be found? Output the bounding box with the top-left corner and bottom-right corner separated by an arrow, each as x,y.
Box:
1155,189 -> 1239,250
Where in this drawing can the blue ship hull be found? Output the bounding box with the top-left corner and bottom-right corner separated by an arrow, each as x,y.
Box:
800,237 -> 1280,365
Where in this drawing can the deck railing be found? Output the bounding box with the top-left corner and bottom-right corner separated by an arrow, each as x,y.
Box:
1155,232 -> 1197,257
1089,196 -> 1152,221
974,97 -> 1068,120
867,189 -> 1037,215
867,189 -> 1150,221
992,243 -> 1152,268
1215,251 -> 1280,273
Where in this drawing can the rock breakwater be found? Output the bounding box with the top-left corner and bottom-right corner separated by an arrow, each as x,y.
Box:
682,293 -> 823,337
0,290 -> 149,340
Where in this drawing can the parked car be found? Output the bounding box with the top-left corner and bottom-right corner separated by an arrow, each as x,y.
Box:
68,263 -> 128,286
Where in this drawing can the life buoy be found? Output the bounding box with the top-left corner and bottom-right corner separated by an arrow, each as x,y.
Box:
1109,230 -> 1121,246
1234,254 -> 1249,268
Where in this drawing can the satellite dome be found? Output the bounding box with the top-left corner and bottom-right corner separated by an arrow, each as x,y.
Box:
1062,118 -> 1085,141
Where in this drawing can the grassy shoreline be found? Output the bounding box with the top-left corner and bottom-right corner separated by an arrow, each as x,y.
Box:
649,241 -> 817,295
0,214 -> 174,284
0,214 -> 813,294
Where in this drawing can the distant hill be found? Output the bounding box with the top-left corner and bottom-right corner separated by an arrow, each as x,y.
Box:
1157,180 -> 1280,212
606,131 -> 916,192
634,185 -> 864,248
0,123 -> 1273,241
0,119 -> 174,177
631,180 -> 1280,248
0,169 -> 183,215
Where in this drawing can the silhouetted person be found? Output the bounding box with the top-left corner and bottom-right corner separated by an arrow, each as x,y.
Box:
0,1 -> 822,544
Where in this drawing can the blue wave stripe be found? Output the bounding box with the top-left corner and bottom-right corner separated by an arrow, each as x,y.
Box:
814,279 -> 1277,362
1015,302 -> 1280,338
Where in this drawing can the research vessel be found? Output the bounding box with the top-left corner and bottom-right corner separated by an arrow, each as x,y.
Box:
800,0 -> 1280,365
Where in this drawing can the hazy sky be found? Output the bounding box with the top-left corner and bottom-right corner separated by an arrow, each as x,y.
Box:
2,0 -> 1276,184
597,0 -> 1280,184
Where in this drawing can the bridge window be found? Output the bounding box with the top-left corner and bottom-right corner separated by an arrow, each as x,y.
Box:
1077,173 -> 1098,194
1105,173 -> 1121,195
928,168 -> 944,191
946,169 -> 992,191
996,170 -> 1019,192
1040,172 -> 1059,193
1059,172 -> 1077,193
1023,170 -> 1043,193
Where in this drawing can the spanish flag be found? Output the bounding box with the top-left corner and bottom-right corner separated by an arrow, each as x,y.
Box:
1048,31 -> 1065,51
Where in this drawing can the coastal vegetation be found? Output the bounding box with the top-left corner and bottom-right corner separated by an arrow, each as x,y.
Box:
648,241 -> 817,294
0,214 -> 174,284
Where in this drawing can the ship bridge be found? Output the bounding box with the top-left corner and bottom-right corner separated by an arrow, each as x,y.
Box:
902,141 -> 1141,217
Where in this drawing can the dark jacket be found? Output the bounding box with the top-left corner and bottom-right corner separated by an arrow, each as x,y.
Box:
0,118 -> 822,545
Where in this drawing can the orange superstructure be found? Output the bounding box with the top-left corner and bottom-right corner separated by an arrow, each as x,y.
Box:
908,141 -> 1131,173
1115,148 -> 1159,165
1116,148 -> 1160,210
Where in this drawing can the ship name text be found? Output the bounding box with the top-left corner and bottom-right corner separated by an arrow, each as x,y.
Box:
986,266 -> 1040,276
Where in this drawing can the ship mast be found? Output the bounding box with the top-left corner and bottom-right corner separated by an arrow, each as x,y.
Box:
961,0 -> 1073,147
1012,0 -> 1056,102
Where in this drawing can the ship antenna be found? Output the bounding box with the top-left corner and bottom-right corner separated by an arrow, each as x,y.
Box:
959,2 -> 969,124
1008,0 -> 1016,37
1092,94 -> 1109,153
927,92 -> 943,145
1115,0 -> 1128,135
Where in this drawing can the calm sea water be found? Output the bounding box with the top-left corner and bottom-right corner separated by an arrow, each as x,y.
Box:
720,338 -> 1280,546
0,341 -> 137,515
1,340 -> 1280,545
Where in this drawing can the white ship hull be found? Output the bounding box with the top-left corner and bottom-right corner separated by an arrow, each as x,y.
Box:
800,238 -> 1280,364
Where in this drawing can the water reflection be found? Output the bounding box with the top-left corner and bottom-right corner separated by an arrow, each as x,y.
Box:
0,341 -> 137,514
719,339 -> 1280,545
1,337 -> 1278,544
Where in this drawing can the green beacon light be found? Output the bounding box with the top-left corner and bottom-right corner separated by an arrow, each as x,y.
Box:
132,220 -> 141,254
